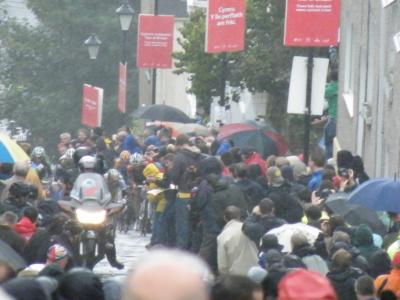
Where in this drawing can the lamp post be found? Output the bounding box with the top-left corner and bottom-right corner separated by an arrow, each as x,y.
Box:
116,1 -> 135,64
84,33 -> 102,60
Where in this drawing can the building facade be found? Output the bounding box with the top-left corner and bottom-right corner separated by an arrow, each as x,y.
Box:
337,0 -> 400,177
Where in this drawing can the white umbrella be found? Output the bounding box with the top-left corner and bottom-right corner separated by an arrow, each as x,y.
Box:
266,223 -> 321,253
164,122 -> 209,136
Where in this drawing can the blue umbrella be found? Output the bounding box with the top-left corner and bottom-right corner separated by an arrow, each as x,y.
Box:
349,179 -> 400,213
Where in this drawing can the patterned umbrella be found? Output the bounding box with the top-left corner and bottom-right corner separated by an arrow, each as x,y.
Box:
218,121 -> 288,158
0,133 -> 30,163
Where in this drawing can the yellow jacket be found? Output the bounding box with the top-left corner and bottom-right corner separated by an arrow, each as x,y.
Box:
143,163 -> 166,212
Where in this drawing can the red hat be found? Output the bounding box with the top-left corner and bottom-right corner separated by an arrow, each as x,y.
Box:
278,269 -> 338,300
392,252 -> 400,268
47,244 -> 68,263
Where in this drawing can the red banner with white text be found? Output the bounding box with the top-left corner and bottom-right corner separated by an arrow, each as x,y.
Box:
284,0 -> 341,47
81,84 -> 103,128
206,0 -> 246,53
136,15 -> 175,68
118,63 -> 127,113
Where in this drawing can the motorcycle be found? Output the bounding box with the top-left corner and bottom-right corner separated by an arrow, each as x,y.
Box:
59,173 -> 123,269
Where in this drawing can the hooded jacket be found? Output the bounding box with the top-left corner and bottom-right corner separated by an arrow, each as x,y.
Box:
268,183 -> 304,223
234,178 -> 266,211
353,225 -> 380,261
327,266 -> 364,300
369,250 -> 392,279
13,216 -> 36,241
209,176 -> 248,228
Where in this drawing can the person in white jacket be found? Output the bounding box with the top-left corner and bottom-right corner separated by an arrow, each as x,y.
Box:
217,206 -> 258,276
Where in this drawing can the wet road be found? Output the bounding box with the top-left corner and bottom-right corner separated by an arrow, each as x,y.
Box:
94,230 -> 150,282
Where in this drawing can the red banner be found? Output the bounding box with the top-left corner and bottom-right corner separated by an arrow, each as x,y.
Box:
206,0 -> 246,53
284,0 -> 340,47
118,63 -> 127,113
136,15 -> 175,69
81,84 -> 103,128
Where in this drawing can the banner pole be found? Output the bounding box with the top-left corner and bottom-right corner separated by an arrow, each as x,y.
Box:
219,53 -> 228,107
151,0 -> 159,105
303,48 -> 314,165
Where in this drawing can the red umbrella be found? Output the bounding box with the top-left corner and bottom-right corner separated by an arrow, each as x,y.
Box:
218,122 -> 288,157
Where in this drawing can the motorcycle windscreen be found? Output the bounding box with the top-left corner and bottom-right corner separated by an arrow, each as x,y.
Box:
70,173 -> 111,205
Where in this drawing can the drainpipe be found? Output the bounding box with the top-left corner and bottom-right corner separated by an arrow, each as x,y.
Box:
356,0 -> 371,156
375,4 -> 386,177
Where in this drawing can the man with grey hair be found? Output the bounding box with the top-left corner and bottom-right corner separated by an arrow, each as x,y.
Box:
0,161 -> 30,201
59,132 -> 72,145
123,249 -> 212,300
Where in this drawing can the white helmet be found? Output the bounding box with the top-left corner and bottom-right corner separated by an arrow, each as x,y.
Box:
32,146 -> 46,158
107,169 -> 121,181
129,153 -> 144,165
79,155 -> 97,169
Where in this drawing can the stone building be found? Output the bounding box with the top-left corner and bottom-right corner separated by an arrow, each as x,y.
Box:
337,0 -> 400,177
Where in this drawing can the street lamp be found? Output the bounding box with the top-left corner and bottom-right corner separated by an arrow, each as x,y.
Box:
116,1 -> 135,32
116,1 -> 135,64
84,34 -> 102,60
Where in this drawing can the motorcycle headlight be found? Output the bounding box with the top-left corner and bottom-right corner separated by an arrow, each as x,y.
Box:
76,208 -> 106,225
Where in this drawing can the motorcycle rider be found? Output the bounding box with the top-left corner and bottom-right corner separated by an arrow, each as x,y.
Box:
70,156 -> 124,270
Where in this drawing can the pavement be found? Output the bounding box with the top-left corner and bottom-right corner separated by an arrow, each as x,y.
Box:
94,230 -> 150,281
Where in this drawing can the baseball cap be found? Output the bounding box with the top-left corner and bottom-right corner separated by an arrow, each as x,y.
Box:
47,244 -> 68,263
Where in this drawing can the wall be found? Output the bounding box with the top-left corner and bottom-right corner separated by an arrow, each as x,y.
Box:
155,19 -> 196,117
338,0 -> 400,177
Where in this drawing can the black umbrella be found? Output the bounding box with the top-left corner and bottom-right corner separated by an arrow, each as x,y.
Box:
0,239 -> 27,271
132,104 -> 192,124
325,193 -> 386,236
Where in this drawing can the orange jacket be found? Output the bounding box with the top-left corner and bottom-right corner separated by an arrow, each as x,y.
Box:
374,269 -> 400,297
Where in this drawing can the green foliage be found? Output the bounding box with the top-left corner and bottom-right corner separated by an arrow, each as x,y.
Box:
174,9 -> 243,113
0,0 -> 139,152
